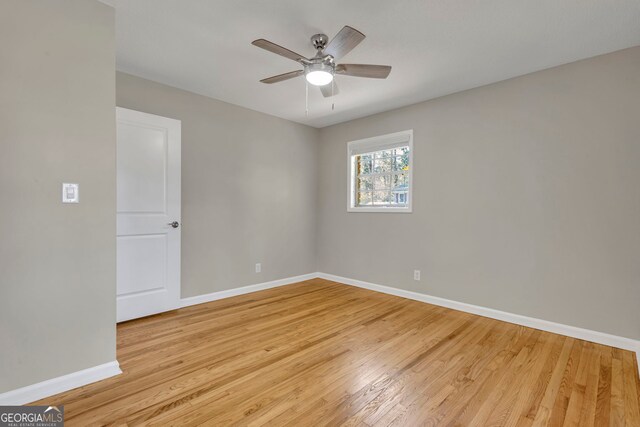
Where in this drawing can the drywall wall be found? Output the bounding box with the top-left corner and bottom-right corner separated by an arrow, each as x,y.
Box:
317,47 -> 640,340
0,1 -> 117,392
116,73 -> 319,298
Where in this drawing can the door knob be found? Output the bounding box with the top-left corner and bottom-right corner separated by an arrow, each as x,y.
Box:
168,221 -> 180,228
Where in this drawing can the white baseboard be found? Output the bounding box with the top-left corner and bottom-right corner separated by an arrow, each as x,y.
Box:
0,361 -> 121,405
182,271 -> 640,370
179,273 -> 318,308
317,273 -> 640,366
4,272 -> 636,405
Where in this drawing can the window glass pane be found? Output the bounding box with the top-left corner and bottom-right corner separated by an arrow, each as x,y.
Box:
391,174 -> 409,203
357,157 -> 372,174
358,176 -> 373,191
393,173 -> 408,187
373,157 -> 393,173
373,175 -> 391,190
356,191 -> 372,206
398,151 -> 410,171
372,190 -> 393,205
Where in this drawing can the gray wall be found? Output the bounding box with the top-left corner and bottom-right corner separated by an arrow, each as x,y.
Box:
317,47 -> 640,340
0,1 -> 116,392
116,73 -> 319,298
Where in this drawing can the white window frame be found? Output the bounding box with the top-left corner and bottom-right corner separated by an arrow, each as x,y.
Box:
347,129 -> 413,213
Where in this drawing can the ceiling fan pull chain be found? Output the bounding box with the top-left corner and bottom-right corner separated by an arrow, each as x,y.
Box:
332,80 -> 335,110
305,79 -> 309,117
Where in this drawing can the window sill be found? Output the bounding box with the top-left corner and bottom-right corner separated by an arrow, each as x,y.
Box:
347,207 -> 412,213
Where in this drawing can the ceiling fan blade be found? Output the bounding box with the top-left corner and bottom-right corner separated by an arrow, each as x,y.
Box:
252,39 -> 308,63
319,82 -> 339,97
335,64 -> 391,79
260,69 -> 304,84
324,26 -> 365,60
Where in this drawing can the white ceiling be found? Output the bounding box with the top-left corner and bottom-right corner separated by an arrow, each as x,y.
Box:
107,0 -> 640,128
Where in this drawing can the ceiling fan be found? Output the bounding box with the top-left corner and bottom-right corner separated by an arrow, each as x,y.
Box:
252,26 -> 391,97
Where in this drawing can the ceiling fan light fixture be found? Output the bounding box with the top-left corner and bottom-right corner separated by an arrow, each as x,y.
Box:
304,61 -> 334,86
305,70 -> 334,86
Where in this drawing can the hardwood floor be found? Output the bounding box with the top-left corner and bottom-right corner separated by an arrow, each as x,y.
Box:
34,278 -> 640,426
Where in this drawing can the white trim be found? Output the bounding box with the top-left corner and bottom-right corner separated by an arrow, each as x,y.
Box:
179,273 -> 318,308
347,130 -> 413,154
0,361 -> 121,405
347,206 -> 413,214
316,273 -> 640,363
347,129 -> 414,213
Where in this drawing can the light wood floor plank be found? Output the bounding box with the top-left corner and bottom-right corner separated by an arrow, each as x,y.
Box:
30,279 -> 640,426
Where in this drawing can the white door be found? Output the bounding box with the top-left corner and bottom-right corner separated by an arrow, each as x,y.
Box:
116,107 -> 181,322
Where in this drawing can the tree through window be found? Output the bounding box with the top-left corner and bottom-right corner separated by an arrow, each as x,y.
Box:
348,130 -> 413,212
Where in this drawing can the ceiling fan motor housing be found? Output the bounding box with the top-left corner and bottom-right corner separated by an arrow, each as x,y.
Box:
305,57 -> 335,73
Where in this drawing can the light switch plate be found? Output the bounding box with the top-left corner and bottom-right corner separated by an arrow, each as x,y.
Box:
62,183 -> 79,203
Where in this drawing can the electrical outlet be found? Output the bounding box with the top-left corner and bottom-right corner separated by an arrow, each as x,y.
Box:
255,263 -> 261,273
414,270 -> 421,281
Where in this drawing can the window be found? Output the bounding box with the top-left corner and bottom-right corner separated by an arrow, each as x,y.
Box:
347,130 -> 413,212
